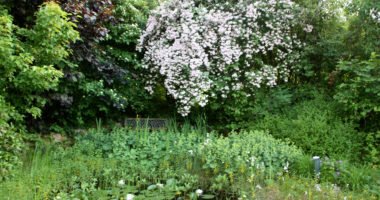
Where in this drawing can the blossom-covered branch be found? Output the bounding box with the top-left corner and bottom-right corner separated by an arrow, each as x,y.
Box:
138,0 -> 308,116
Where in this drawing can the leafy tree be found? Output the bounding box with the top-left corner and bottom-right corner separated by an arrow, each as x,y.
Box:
344,0 -> 380,58
0,2 -> 79,179
41,0 -> 162,127
0,2 -> 78,118
334,53 -> 380,130
292,0 -> 348,84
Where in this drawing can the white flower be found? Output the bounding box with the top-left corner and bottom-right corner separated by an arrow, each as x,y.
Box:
256,184 -> 262,190
138,0 -> 303,116
370,8 -> 380,24
283,161 -> 289,173
118,179 -> 125,186
125,194 -> 135,200
303,24 -> 313,32
156,183 -> 164,188
195,189 -> 203,196
315,184 -> 322,192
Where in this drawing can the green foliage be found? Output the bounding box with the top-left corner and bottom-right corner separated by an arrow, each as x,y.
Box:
334,53 -> 380,129
201,131 -> 302,177
361,131 -> 380,166
41,0 -> 164,128
18,2 -> 80,66
293,0 -> 348,83
0,2 -> 78,118
0,2 -> 78,179
250,96 -> 362,162
0,127 -> 378,199
208,86 -> 294,131
320,158 -> 380,194
0,97 -> 23,181
345,0 -> 380,58
0,126 -> 23,181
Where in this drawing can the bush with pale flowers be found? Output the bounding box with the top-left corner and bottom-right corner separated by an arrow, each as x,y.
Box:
138,0 -> 309,116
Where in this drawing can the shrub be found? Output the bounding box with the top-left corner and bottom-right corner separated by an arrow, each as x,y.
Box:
320,158 -> 380,195
200,131 -> 302,177
138,0 -> 310,116
0,97 -> 23,181
250,97 -> 362,162
334,53 -> 380,131
0,2 -> 78,179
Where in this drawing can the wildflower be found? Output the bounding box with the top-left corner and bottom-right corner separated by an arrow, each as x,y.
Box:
195,189 -> 203,196
125,194 -> 135,200
283,161 -> 289,173
303,24 -> 313,32
204,138 -> 211,146
256,184 -> 262,190
156,183 -> 164,188
333,184 -> 340,192
118,179 -> 125,186
315,184 -> 322,192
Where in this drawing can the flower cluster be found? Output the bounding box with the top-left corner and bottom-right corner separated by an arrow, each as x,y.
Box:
370,8 -> 380,24
138,0 -> 305,116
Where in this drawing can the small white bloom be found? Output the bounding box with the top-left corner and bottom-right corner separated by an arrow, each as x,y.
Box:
303,24 -> 313,32
195,189 -> 203,196
126,194 -> 135,200
256,184 -> 262,190
118,179 -> 125,186
156,183 -> 164,188
315,184 -> 322,192
283,161 -> 289,173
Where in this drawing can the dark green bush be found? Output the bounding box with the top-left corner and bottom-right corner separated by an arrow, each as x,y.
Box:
0,97 -> 23,181
250,96 -> 362,162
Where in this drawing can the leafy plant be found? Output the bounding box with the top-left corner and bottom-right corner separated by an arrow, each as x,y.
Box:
334,53 -> 380,130
250,96 -> 362,162
0,2 -> 78,178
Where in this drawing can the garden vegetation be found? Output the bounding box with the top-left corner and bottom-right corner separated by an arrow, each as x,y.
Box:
0,0 -> 379,199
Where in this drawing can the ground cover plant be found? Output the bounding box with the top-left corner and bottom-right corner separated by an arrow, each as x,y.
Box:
0,126 -> 379,200
1,0 -> 380,199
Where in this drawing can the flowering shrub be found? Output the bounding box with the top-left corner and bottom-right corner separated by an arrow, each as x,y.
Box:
138,0 -> 308,115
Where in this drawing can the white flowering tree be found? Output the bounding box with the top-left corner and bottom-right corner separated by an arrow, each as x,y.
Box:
138,0 -> 308,116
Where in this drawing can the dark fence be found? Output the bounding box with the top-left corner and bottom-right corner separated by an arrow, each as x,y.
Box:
124,118 -> 168,129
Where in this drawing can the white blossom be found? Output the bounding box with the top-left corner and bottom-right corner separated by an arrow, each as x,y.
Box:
138,0 -> 305,116
370,8 -> 380,24
303,24 -> 313,32
195,189 -> 203,196
125,194 -> 135,200
118,179 -> 125,186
